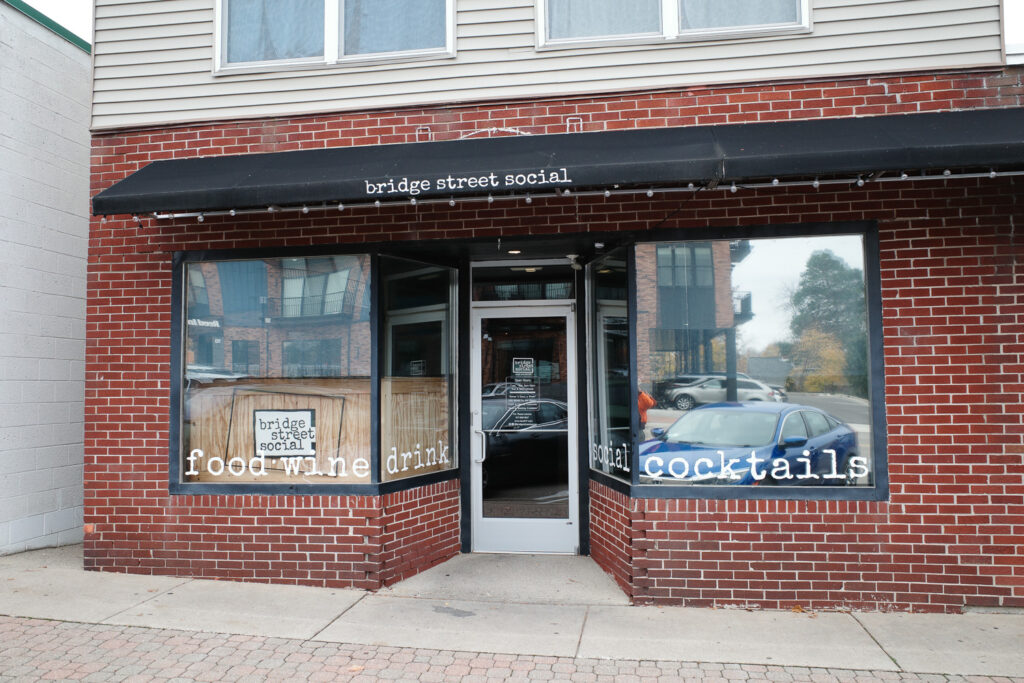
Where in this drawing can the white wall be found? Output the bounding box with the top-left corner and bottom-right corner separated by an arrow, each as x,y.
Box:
0,2 -> 90,555
91,0 -> 1004,131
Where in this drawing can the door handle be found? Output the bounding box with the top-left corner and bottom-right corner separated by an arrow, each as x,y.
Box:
473,429 -> 487,463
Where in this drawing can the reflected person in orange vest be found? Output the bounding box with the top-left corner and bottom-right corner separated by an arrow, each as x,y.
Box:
638,385 -> 656,436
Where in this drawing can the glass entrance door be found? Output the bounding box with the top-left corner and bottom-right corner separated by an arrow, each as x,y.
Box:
470,303 -> 578,553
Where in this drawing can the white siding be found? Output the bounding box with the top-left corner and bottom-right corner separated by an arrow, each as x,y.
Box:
91,0 -> 1003,130
0,4 -> 90,554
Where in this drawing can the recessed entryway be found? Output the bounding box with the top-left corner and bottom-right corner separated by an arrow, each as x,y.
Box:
381,553 -> 630,606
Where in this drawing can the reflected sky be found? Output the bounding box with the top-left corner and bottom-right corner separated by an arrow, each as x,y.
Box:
730,235 -> 865,352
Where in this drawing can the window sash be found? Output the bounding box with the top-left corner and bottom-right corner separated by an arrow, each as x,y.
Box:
218,0 -> 455,70
538,0 -> 809,49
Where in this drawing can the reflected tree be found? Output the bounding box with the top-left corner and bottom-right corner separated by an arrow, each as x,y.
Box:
789,328 -> 846,392
789,250 -> 868,397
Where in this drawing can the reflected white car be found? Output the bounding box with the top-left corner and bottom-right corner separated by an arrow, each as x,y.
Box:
666,377 -> 779,411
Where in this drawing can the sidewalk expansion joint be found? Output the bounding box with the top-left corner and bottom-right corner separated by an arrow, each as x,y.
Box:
850,611 -> 903,672
98,577 -> 194,624
574,605 -> 591,659
307,591 -> 367,643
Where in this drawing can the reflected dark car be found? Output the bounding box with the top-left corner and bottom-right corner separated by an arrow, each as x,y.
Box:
638,402 -> 864,486
481,397 -> 568,485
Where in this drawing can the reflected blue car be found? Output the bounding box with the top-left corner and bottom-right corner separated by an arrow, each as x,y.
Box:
639,402 -> 864,486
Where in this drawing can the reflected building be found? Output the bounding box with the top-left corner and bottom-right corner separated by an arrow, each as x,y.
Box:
636,240 -> 752,395
184,258 -> 372,381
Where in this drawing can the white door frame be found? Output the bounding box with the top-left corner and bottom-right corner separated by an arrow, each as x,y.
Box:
470,300 -> 579,554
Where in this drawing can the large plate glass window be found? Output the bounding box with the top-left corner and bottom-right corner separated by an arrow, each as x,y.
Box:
181,255 -> 372,484
380,257 -> 457,482
634,235 -> 876,489
539,0 -> 808,48
220,0 -> 454,70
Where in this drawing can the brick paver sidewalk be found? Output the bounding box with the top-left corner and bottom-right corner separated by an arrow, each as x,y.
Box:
0,615 -> 1016,682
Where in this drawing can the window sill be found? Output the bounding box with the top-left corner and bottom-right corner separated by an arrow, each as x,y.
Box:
169,467 -> 459,497
589,470 -> 888,501
214,49 -> 457,77
537,23 -> 811,52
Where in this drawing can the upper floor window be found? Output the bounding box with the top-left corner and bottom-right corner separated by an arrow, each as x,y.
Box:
539,0 -> 809,48
219,0 -> 455,71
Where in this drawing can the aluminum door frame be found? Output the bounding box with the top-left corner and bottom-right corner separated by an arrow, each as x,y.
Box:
469,300 -> 579,554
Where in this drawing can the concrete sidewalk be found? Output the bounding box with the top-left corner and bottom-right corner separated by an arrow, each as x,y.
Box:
1,546 -> 1022,680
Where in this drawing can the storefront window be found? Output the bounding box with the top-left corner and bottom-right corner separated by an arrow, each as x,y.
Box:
380,257 -> 456,482
589,250 -> 631,481
634,234 -> 876,489
181,255 -> 372,484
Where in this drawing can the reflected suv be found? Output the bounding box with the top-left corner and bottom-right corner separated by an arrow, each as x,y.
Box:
666,377 -> 777,411
653,372 -> 752,403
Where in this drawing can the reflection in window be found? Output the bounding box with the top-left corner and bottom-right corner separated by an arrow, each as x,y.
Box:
222,0 -> 452,67
344,0 -> 447,55
546,0 -> 660,40
187,264 -> 210,317
182,255 -> 372,485
281,257 -> 351,317
225,0 -> 324,64
679,0 -> 799,31
636,235 -> 874,488
589,250 -> 631,480
380,258 -> 456,482
231,339 -> 260,375
282,339 -> 342,377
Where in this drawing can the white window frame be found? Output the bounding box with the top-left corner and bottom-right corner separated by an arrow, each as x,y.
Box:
215,0 -> 457,74
535,0 -> 811,51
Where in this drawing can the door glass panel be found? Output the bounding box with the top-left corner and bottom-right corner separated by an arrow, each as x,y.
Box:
480,316 -> 569,519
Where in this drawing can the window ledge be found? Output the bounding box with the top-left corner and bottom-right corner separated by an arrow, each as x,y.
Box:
590,470 -> 888,501
537,23 -> 810,52
214,49 -> 457,77
170,468 -> 459,497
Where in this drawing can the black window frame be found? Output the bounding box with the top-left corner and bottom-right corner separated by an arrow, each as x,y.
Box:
588,220 -> 889,502
170,244 -> 459,496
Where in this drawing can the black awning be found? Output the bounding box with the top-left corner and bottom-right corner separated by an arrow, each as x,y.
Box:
92,108 -> 1024,216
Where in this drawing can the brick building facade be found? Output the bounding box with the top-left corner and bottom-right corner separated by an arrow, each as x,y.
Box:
88,39 -> 1024,612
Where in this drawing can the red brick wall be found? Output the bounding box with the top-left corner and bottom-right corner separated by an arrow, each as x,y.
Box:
588,481 -> 636,595
379,480 -> 461,586
82,486 -> 460,589
91,69 -> 1023,189
83,493 -> 384,588
586,174 -> 1024,611
88,67 -> 1024,605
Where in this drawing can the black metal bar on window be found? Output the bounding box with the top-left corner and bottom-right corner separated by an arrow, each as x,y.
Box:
627,243 -> 641,488
369,251 -> 381,484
